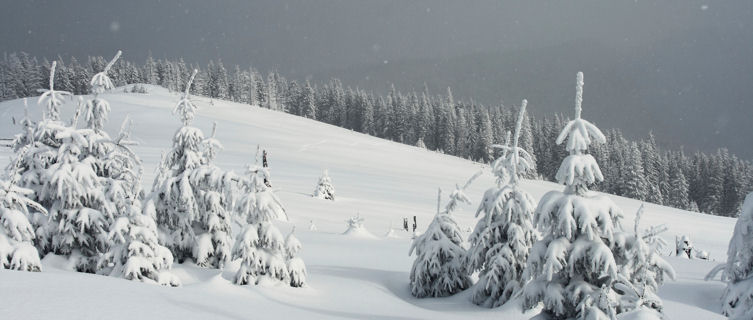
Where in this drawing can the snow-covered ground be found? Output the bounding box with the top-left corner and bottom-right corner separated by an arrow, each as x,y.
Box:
0,86 -> 736,319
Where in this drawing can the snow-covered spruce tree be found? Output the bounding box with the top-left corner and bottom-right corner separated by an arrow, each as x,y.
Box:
706,192 -> 753,319
285,228 -> 307,287
18,61 -> 113,272
98,198 -> 180,286
96,118 -> 180,286
612,204 -> 675,316
75,51 -> 179,280
86,50 -> 120,132
313,169 -> 335,201
467,100 -> 537,308
80,51 -> 131,223
37,123 -> 110,272
152,70 -> 234,268
11,99 -> 35,151
409,172 -> 480,298
231,155 -> 295,286
523,72 -> 628,319
344,213 -> 365,232
37,61 -> 72,122
0,146 -> 47,271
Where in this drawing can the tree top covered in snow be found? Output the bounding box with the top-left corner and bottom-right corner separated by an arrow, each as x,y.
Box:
174,69 -> 199,125
90,50 -> 121,94
37,61 -> 71,121
491,99 -> 534,186
555,72 -> 607,195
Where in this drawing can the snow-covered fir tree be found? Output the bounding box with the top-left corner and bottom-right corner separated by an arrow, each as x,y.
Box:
341,212 -> 376,238
0,147 -> 46,271
98,198 -> 180,286
300,80 -> 316,120
285,228 -> 307,287
231,154 -> 297,286
415,137 -> 427,149
313,169 -> 335,201
19,61 -> 112,272
37,117 -> 109,272
468,100 -> 537,308
86,50 -> 120,131
37,61 -> 72,121
706,192 -> 753,319
621,142 -> 648,201
345,213 -> 365,231
151,70 -> 234,268
12,99 -> 35,150
80,51 -> 180,281
96,117 -> 180,286
409,172 -> 480,298
523,72 -> 628,319
612,205 -> 675,316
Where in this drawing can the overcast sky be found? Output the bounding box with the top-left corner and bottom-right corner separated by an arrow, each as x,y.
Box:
2,1 -> 744,72
2,0 -> 752,157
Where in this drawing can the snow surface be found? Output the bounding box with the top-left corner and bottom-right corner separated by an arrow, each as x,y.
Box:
0,85 -> 736,319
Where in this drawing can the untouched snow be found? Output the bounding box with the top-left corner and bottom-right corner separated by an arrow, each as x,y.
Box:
0,86 -> 736,319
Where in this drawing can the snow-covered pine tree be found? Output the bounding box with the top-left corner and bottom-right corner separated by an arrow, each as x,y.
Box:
76,51 -> 179,280
523,72 -> 627,319
409,172 -> 480,298
98,198 -> 180,286
666,155 -> 690,209
342,213 -> 373,237
437,92 -> 456,154
706,192 -> 753,319
11,99 -> 35,150
285,228 -> 307,287
15,61 -> 112,272
37,61 -> 72,121
0,146 -> 46,271
96,118 -> 180,286
231,153 -> 294,286
300,80 -> 316,120
86,50 -> 121,132
32,122 -> 109,272
621,142 -> 648,201
468,100 -> 537,307
640,134 -> 664,205
612,205 -> 675,316
474,108 -> 494,163
81,51 -> 129,222
152,70 -> 234,268
313,169 -> 335,201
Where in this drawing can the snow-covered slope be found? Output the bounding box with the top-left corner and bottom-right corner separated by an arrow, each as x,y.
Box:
0,86 -> 736,319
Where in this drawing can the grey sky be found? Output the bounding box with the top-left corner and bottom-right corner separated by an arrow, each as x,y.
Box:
1,0 -> 752,157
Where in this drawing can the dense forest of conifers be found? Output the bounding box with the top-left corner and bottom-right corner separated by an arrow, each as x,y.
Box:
1,52 -> 751,217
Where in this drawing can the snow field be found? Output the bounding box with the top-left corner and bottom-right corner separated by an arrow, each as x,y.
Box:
0,85 -> 736,319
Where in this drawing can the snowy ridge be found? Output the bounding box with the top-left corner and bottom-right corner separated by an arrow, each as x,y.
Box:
0,86 -> 737,319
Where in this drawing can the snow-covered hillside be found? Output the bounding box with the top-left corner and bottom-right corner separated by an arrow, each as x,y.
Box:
0,86 -> 736,319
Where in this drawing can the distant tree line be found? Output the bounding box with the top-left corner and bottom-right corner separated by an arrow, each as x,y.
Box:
1,52 -> 751,216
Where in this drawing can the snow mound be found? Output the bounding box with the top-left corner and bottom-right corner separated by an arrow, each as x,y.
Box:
342,226 -> 377,239
342,214 -> 376,238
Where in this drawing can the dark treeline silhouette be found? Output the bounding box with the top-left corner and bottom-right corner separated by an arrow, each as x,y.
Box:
1,52 -> 751,217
